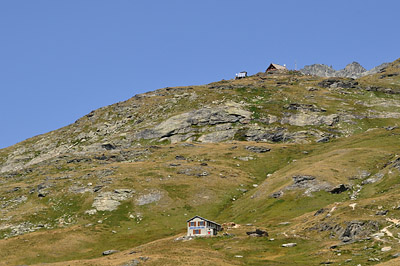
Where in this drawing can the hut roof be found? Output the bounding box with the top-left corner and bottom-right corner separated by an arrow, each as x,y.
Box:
187,215 -> 221,226
268,63 -> 287,70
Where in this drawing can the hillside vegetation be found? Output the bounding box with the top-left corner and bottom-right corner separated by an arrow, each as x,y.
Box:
1,59 -> 400,265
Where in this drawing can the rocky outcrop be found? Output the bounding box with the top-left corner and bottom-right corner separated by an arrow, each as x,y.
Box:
91,189 -> 134,211
301,61 -> 388,78
135,104 -> 251,141
339,221 -> 379,242
281,112 -> 339,127
318,78 -> 358,89
136,191 -> 162,206
300,64 -> 336,77
271,175 -> 333,197
197,129 -> 237,143
336,62 -> 366,79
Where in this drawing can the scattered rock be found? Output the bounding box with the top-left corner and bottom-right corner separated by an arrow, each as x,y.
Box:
175,155 -> 186,160
376,210 -> 388,216
85,209 -> 97,215
102,250 -> 119,256
246,229 -> 268,237
282,243 -> 297,247
120,259 -> 140,266
270,191 -> 283,198
101,143 -> 116,150
174,235 -> 195,241
245,146 -> 271,153
381,246 -> 392,252
314,208 -> 327,216
328,184 -> 350,194
237,156 -> 254,161
392,252 -> 400,258
285,103 -> 326,113
177,167 -> 209,177
316,136 -> 330,143
385,126 -> 397,131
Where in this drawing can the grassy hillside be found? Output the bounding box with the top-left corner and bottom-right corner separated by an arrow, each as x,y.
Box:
0,59 -> 400,265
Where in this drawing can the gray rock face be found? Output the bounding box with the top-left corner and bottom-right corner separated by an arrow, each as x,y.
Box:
244,128 -> 291,142
136,191 -> 162,206
318,78 -> 358,89
336,62 -> 366,79
135,105 -> 251,140
361,173 -> 384,185
197,129 -> 237,143
281,113 -> 339,127
339,221 -> 379,242
300,64 -> 336,77
300,61 -> 388,78
92,189 -> 134,211
286,175 -> 333,195
362,62 -> 391,76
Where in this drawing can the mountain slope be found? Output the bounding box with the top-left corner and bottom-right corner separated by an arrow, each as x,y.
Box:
1,58 -> 400,265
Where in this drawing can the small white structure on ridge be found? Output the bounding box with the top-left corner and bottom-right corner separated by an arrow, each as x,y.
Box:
235,71 -> 248,79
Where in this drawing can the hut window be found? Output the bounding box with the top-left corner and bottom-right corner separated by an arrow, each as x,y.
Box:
198,221 -> 205,226
189,222 -> 196,226
193,229 -> 201,234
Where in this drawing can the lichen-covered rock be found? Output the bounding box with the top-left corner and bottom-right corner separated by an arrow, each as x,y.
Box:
135,105 -> 251,140
92,189 -> 134,211
136,191 -> 162,206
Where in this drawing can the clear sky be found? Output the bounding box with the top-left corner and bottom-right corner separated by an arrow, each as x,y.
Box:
0,0 -> 399,149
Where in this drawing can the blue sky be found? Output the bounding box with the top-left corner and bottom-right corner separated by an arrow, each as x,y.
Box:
0,0 -> 399,149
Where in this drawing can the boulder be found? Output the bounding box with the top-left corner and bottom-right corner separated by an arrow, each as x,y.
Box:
314,208 -> 327,216
376,210 -> 388,216
316,136 -> 330,143
270,191 -> 283,198
282,243 -> 297,247
328,184 -> 350,194
246,229 -> 268,237
102,250 -> 119,256
245,146 -> 271,153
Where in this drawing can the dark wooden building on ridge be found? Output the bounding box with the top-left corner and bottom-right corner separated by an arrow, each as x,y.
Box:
266,63 -> 287,72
